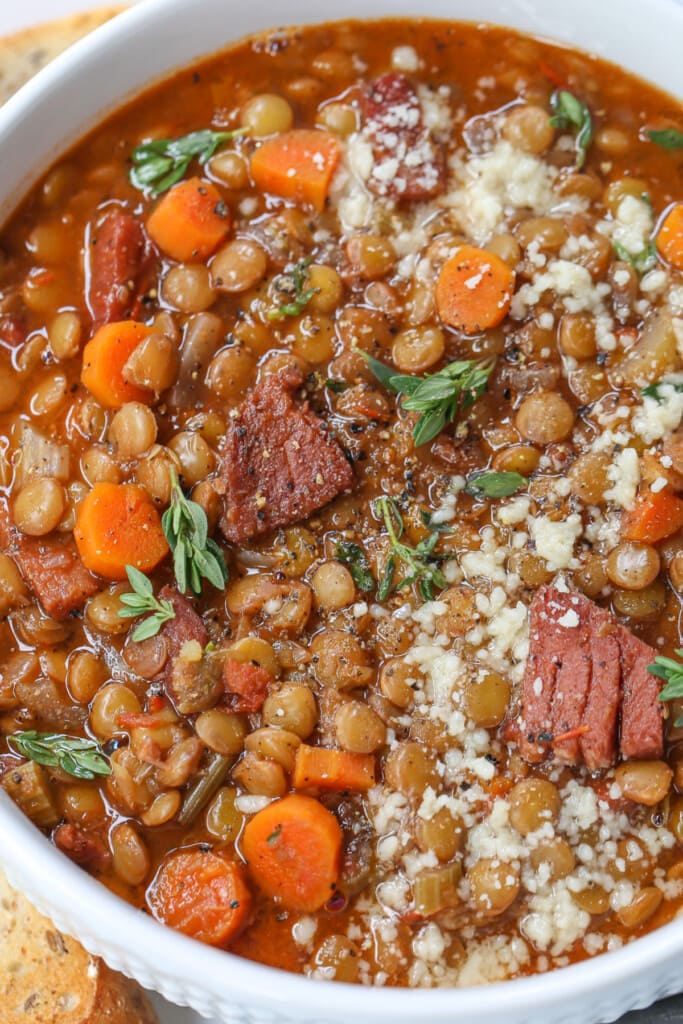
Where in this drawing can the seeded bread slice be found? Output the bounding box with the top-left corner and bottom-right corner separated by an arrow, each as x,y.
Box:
0,7 -> 122,104
0,870 -> 158,1023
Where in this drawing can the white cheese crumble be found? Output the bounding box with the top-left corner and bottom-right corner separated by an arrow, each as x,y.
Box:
528,513 -> 582,570
444,140 -> 582,245
604,446 -> 640,509
391,45 -> 420,72
632,375 -> 683,443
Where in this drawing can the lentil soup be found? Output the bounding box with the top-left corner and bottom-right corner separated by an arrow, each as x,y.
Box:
2,16 -> 683,988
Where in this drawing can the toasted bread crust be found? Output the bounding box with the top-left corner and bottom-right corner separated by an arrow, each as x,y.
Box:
0,871 -> 158,1023
0,7 -> 122,103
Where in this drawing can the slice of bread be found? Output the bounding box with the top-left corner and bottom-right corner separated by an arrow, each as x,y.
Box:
0,7 -> 122,103
0,870 -> 158,1023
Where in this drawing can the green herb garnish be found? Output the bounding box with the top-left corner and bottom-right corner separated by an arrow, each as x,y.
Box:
641,378 -> 683,402
464,470 -> 527,500
130,128 -> 246,195
266,258 -> 316,320
613,239 -> 657,275
334,540 -> 374,592
118,565 -> 176,640
374,497 -> 448,602
162,473 -> 228,596
361,353 -> 494,447
324,378 -> 349,394
649,650 -> 683,724
646,128 -> 683,151
9,731 -> 111,780
549,90 -> 593,169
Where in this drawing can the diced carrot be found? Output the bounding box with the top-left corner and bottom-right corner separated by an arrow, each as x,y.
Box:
292,744 -> 376,793
147,849 -> 251,947
223,658 -> 272,712
81,320 -> 154,409
74,482 -> 169,579
435,245 -> 515,335
657,203 -> 683,270
241,794 -> 342,912
146,177 -> 230,262
621,489 -> 683,544
250,130 -> 341,212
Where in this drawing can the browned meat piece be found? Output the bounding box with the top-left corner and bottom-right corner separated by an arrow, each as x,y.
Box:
223,658 -> 271,713
54,823 -> 111,872
359,73 -> 446,201
551,638 -> 592,764
580,629 -> 621,770
620,630 -> 665,760
0,503 -> 98,620
0,314 -> 26,349
156,587 -> 222,715
158,586 -> 208,654
219,366 -> 354,544
509,584 -> 665,769
513,586 -> 564,763
87,209 -> 149,325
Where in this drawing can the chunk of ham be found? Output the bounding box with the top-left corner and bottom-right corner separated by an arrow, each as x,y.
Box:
359,73 -> 446,201
0,503 -> 98,620
509,584 -> 664,768
87,209 -> 151,325
218,366 -> 354,544
155,587 -> 222,715
54,822 -> 111,873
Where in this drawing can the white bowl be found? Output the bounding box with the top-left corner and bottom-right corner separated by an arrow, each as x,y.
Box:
2,0 -> 683,1020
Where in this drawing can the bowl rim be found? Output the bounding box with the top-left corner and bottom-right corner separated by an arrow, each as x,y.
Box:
2,0 -> 683,1015
2,787 -> 682,1017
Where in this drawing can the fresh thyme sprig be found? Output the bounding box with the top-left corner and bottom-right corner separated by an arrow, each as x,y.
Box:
130,128 -> 246,195
361,353 -> 494,447
613,239 -> 657,275
374,497 -> 448,602
646,128 -> 683,151
464,470 -> 527,500
334,540 -> 374,592
267,258 -> 316,320
641,378 -> 683,402
118,565 -> 176,641
9,731 -> 111,780
162,473 -> 228,596
549,90 -> 593,169
649,649 -> 683,725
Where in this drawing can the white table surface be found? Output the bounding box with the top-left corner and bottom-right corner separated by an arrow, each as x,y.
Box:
1,3 -> 681,1022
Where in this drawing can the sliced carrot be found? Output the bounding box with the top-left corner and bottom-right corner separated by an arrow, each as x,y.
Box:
250,129 -> 341,212
550,724 -> 590,745
292,744 -> 376,793
74,482 -> 169,579
147,849 -> 251,947
657,203 -> 683,270
435,245 -> 515,334
146,176 -> 230,262
241,794 -> 342,912
621,489 -> 683,544
81,320 -> 154,409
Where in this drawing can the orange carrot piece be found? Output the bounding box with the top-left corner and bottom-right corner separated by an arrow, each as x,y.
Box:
74,482 -> 169,579
621,489 -> 683,544
550,724 -> 590,745
250,130 -> 341,212
81,320 -> 154,409
657,203 -> 683,270
292,744 -> 376,793
435,245 -> 515,334
242,794 -> 342,912
146,176 -> 230,262
147,849 -> 251,947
